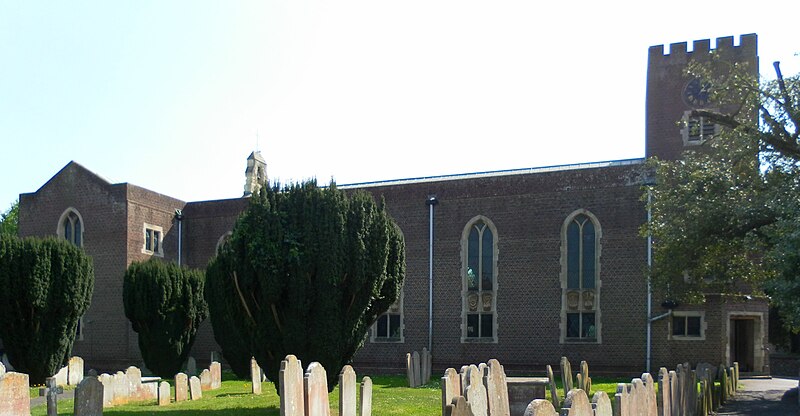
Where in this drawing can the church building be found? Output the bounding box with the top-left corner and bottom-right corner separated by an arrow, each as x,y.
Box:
16,34 -> 769,376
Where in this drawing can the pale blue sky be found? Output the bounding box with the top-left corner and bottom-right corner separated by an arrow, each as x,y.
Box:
2,1 -> 799,210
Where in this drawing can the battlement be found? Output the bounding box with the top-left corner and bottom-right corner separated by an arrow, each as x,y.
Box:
648,33 -> 757,63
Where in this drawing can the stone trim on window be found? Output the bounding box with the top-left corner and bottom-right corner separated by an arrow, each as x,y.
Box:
461,215 -> 498,343
142,223 -> 164,257
560,209 -> 602,344
669,311 -> 706,341
370,289 -> 404,343
56,208 -> 84,247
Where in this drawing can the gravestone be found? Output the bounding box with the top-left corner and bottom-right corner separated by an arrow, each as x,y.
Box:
159,381 -> 170,406
642,373 -> 658,416
68,356 -> 85,386
592,391 -> 613,416
210,361 -> 222,389
280,355 -> 305,416
579,361 -> 589,393
99,373 -> 113,408
46,376 -> 60,416
446,396 -> 473,416
126,366 -> 143,400
54,365 -> 69,386
442,368 -> 462,416
658,368 -> 671,416
189,376 -> 202,400
486,359 -> 510,416
465,364 -> 488,416
112,371 -> 130,406
523,399 -> 557,416
615,383 -> 630,416
304,362 -> 331,416
339,365 -> 356,416
0,372 -> 30,416
422,347 -> 432,384
251,357 -> 262,395
406,353 -> 414,387
630,379 -> 647,416
200,369 -> 212,391
560,357 -> 573,395
175,372 -> 189,402
733,362 -> 739,391
546,365 -> 559,408
668,371 -> 678,416
74,376 -> 103,416
412,350 -> 422,387
460,365 -> 469,396
360,376 -> 373,416
562,389 -> 592,416
186,356 -> 197,376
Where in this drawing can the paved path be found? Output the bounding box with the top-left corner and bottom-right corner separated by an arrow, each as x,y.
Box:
30,388 -> 75,409
716,377 -> 798,415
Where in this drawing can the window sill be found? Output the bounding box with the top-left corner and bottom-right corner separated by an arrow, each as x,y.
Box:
461,337 -> 497,344
371,338 -> 404,344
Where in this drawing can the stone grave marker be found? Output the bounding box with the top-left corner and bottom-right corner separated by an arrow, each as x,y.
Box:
442,368 -> 461,416
339,365 -> 356,416
465,364 -> 488,416
522,399 -> 557,416
68,356 -> 85,386
562,389 -> 592,416
280,355 -> 305,416
0,372 -> 30,416
486,359 -> 510,416
200,368 -> 212,391
112,371 -> 130,406
99,373 -> 113,408
445,396 -> 472,416
412,350 -> 422,387
251,357 -> 262,395
126,366 -> 143,400
187,356 -> 197,376
668,370 -> 678,416
159,381 -> 170,406
405,353 -> 414,387
642,373 -> 658,416
579,361 -> 589,392
74,376 -> 103,416
189,375 -> 202,400
54,364 -> 69,386
175,372 -> 189,402
592,391 -> 612,416
459,365 -> 469,396
615,383 -> 630,416
210,361 -> 222,389
631,378 -> 648,416
46,376 -> 60,416
560,357 -> 573,395
360,376 -> 373,416
658,368 -> 671,416
422,347 -> 432,384
546,365 -> 559,408
304,362 -> 331,416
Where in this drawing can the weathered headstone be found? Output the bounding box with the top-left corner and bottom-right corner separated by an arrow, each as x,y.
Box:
546,365 -> 559,409
210,361 -> 222,389
579,361 -> 589,392
74,376 -> 104,416
412,350 -> 422,387
112,371 -> 129,406
46,376 -> 59,416
523,399 -> 558,416
562,389 -> 592,416
615,383 -> 630,416
200,369 -> 212,391
187,356 -> 197,376
658,368 -> 671,416
0,372 -> 30,416
641,373 -> 658,416
68,356 -> 85,386
159,381 -> 170,406
304,362 -> 331,416
99,373 -> 113,408
339,365 -> 357,416
560,357 -> 573,396
592,391 -> 613,416
175,372 -> 189,402
486,359 -> 510,416
251,357 -> 262,395
733,362 -> 739,392
674,365 -> 685,416
630,378 -> 647,416
446,396 -> 473,416
189,375 -> 202,400
280,355 -> 305,416
360,376 -> 373,416
406,353 -> 414,387
460,365 -> 469,396
54,365 -> 69,386
668,371 -> 678,416
126,366 -> 143,400
465,364 -> 488,416
442,368 -> 462,416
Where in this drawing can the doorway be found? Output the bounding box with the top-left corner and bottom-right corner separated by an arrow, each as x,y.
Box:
730,318 -> 755,372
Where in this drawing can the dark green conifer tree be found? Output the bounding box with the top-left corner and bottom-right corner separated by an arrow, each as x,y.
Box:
0,235 -> 94,383
123,259 -> 208,378
206,180 -> 405,392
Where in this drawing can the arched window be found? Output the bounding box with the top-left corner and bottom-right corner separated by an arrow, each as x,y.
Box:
462,216 -> 498,342
57,208 -> 84,247
561,210 -> 601,343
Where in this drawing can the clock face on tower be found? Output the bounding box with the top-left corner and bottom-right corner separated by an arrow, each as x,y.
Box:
683,78 -> 711,107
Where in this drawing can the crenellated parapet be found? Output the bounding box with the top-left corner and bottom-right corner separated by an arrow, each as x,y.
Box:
648,33 -> 757,65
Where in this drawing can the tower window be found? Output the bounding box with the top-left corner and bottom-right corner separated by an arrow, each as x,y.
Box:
142,223 -> 164,256
682,111 -> 717,145
57,208 -> 84,247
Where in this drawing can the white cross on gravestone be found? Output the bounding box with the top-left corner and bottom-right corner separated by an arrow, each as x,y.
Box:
44,376 -> 64,416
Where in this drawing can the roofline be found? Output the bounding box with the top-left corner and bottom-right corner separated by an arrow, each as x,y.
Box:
337,158 -> 646,189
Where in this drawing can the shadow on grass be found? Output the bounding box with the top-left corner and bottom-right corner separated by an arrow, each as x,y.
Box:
103,406 -> 280,416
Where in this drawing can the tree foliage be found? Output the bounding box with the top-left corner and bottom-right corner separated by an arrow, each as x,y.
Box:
0,200 -> 18,236
206,180 -> 405,392
647,59 -> 800,329
205,254 -> 252,378
123,259 -> 208,378
0,235 -> 94,383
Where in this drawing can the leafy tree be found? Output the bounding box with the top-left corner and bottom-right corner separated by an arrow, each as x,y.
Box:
123,259 -> 208,378
206,180 -> 405,392
0,235 -> 94,383
0,200 -> 18,236
647,60 -> 800,329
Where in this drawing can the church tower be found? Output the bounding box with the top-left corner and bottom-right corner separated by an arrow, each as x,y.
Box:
645,34 -> 758,160
243,151 -> 267,197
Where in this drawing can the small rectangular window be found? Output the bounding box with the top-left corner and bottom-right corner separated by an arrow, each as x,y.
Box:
142,224 -> 164,256
671,313 -> 705,340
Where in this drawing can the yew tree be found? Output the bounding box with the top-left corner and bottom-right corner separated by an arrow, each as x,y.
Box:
206,180 -> 405,391
123,259 -> 208,378
0,235 -> 94,383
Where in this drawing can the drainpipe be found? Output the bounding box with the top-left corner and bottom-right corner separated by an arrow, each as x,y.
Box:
175,209 -> 184,266
426,196 -> 438,353
646,187 -> 653,373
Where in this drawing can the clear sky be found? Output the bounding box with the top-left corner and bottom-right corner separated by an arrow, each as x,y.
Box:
1,1 -> 798,211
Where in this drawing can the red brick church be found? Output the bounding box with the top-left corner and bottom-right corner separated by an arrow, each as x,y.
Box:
16,34 -> 769,376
